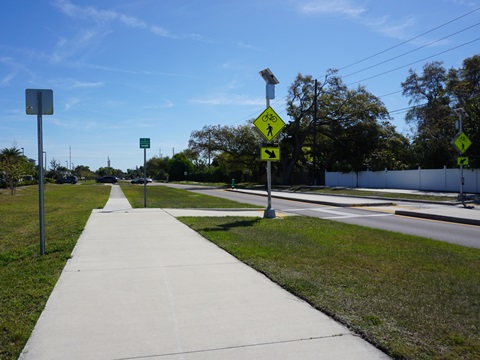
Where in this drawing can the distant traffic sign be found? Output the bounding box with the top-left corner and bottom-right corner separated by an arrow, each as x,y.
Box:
253,106 -> 285,141
457,157 -> 469,166
452,132 -> 472,154
261,147 -> 280,161
139,138 -> 150,149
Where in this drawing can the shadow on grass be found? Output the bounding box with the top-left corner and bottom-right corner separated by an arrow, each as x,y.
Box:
190,217 -> 262,233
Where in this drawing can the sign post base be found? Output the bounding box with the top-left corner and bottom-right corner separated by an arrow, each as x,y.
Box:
264,207 -> 276,219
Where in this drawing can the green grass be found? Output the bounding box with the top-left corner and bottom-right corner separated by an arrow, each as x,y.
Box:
120,184 -> 258,208
0,184 -> 110,360
179,216 -> 480,360
2,183 -> 478,359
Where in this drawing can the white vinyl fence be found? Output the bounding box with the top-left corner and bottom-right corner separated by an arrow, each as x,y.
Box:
325,167 -> 480,193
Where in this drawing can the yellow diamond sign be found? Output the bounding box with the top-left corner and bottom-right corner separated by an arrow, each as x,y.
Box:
253,106 -> 285,141
453,132 -> 472,154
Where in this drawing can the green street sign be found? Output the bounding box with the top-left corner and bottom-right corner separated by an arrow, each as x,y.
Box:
457,157 -> 469,166
139,138 -> 150,149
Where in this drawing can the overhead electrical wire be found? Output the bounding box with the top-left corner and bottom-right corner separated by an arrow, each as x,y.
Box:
347,36 -> 480,86
337,6 -> 480,72
342,22 -> 480,79
229,6 -> 480,124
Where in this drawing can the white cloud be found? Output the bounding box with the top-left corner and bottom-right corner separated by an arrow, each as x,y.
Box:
53,0 -> 205,41
368,15 -> 417,41
190,94 -> 263,106
0,56 -> 34,79
119,14 -> 147,29
0,72 -> 16,86
301,0 -> 366,18
53,0 -> 117,23
150,25 -> 174,38
299,1 -> 422,42
72,81 -> 105,88
63,97 -> 81,111
142,99 -> 174,110
237,42 -> 262,51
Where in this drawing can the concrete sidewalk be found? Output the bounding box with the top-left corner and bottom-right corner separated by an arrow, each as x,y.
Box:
20,185 -> 390,360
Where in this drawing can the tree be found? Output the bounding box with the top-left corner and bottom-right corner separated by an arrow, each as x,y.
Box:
145,156 -> 170,181
189,124 -> 263,182
402,56 -> 480,168
168,152 -> 194,181
95,167 -> 123,178
402,61 -> 455,168
74,165 -> 95,180
282,71 -> 392,184
446,55 -> 480,168
366,123 -> 413,170
0,148 -> 31,195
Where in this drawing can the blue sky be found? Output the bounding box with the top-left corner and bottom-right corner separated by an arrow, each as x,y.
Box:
1,0 -> 479,172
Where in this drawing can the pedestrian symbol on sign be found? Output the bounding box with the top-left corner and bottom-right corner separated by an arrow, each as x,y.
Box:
253,106 -> 285,141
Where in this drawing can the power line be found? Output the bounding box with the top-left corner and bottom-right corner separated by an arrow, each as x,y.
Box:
342,22 -> 480,79
229,7 -> 480,126
337,6 -> 480,73
347,37 -> 480,86
378,90 -> 403,98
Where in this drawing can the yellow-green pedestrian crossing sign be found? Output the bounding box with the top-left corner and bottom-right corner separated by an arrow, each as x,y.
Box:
253,106 -> 286,141
452,132 -> 472,154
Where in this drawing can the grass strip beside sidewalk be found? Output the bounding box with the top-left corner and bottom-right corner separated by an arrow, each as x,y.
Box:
0,184 -> 110,360
121,184 -> 258,208
179,216 -> 480,360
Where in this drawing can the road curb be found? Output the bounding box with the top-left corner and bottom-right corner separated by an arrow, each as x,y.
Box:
395,210 -> 480,226
227,189 -> 394,208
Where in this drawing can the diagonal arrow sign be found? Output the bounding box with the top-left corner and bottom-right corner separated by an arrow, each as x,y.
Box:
260,147 -> 280,161
264,149 -> 277,159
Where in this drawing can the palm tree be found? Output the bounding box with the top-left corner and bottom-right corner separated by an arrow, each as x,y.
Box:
0,147 -> 24,195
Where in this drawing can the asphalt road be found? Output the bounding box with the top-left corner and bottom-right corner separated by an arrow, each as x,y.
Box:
157,183 -> 480,249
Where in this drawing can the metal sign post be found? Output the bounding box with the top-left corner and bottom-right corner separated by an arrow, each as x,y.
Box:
139,138 -> 150,208
258,69 -> 280,219
144,148 -> 147,208
452,109 -> 471,205
37,93 -> 45,255
26,89 -> 53,255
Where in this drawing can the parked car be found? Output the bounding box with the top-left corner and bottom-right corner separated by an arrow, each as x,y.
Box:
56,175 -> 78,184
96,176 -> 118,183
131,177 -> 152,184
